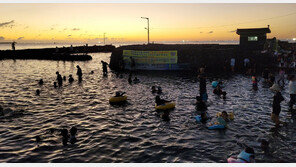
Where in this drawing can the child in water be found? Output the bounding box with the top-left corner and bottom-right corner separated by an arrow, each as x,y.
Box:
151,86 -> 157,93
228,147 -> 255,163
252,76 -> 258,90
115,91 -> 126,97
70,127 -> 77,144
155,95 -> 171,106
213,85 -> 227,99
216,111 -> 229,126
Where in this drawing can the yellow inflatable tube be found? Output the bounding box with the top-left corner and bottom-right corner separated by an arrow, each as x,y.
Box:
109,96 -> 127,103
155,102 -> 175,110
216,112 -> 234,120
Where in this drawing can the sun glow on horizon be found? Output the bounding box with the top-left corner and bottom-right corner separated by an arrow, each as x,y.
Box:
0,3 -> 296,43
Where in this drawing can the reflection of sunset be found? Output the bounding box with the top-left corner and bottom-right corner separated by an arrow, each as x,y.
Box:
0,3 -> 296,42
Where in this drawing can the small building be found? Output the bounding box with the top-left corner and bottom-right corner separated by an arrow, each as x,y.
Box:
236,26 -> 271,51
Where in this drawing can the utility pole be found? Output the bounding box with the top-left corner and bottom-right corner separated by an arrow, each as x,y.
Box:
141,17 -> 150,44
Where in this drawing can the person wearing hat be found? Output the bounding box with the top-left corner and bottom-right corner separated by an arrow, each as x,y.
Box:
271,83 -> 284,127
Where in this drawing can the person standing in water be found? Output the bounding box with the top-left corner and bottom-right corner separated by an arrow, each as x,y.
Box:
11,41 -> 16,51
288,75 -> 296,110
76,65 -> 82,82
270,84 -> 284,127
101,61 -> 109,75
56,71 -> 63,87
198,67 -> 207,101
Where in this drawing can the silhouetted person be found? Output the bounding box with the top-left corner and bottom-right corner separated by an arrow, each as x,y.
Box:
198,73 -> 207,101
157,86 -> 162,94
130,57 -> 135,70
63,76 -> 66,81
128,73 -> 132,84
101,61 -> 109,75
152,86 -> 157,93
196,96 -> 207,111
53,82 -> 57,88
35,135 -> 41,146
38,79 -> 44,85
133,77 -> 140,83
56,71 -> 63,87
70,127 -> 77,144
68,75 -> 74,83
11,41 -> 16,51
36,89 -> 40,96
61,129 -> 69,146
76,65 -> 82,82
155,95 -> 171,106
161,111 -> 170,122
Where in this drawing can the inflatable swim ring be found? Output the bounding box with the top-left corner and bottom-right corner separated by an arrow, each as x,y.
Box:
208,124 -> 225,130
155,102 -> 175,110
212,81 -> 218,88
109,96 -> 127,103
216,112 -> 234,120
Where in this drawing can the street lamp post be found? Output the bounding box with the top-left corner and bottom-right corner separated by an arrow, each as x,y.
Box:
141,17 -> 150,44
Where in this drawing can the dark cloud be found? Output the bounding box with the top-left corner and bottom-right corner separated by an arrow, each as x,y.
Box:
0,20 -> 14,27
68,35 -> 72,37
72,28 -> 80,31
229,30 -> 236,33
17,37 -> 24,40
200,32 -> 203,33
0,36 -> 4,40
208,31 -> 213,34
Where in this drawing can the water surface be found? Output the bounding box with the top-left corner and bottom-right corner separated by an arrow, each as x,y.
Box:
0,52 -> 295,163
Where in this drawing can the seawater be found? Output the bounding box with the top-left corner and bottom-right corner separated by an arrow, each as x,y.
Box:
0,52 -> 296,162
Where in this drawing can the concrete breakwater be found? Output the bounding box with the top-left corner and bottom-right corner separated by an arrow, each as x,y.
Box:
109,44 -> 276,74
0,45 -> 115,61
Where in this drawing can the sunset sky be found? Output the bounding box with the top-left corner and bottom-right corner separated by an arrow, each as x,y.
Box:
0,3 -> 296,43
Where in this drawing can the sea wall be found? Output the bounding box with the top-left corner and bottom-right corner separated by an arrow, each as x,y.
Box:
0,45 -> 115,61
109,44 -> 277,74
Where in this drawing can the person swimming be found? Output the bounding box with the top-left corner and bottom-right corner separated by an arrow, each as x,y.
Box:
69,127 -> 77,144
115,91 -> 126,97
161,111 -> 170,122
36,89 -> 40,96
216,111 -> 229,126
157,86 -> 162,94
68,75 -> 74,83
261,139 -> 269,153
61,129 -> 69,146
133,77 -> 140,83
155,95 -> 171,106
38,79 -> 44,85
152,86 -> 157,93
213,85 -> 227,99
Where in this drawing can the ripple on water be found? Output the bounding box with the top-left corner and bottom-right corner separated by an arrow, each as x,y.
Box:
0,53 -> 296,162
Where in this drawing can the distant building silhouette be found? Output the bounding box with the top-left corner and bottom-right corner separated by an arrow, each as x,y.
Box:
236,26 -> 271,51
